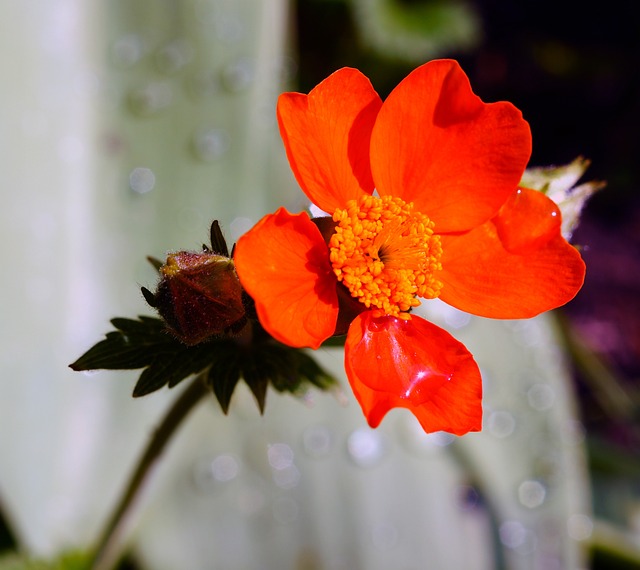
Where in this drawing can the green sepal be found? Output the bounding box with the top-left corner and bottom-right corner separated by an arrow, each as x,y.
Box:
209,220 -> 230,257
70,316 -> 338,415
320,335 -> 346,348
245,373 -> 269,414
204,341 -> 242,413
140,286 -> 157,307
132,342 -> 215,397
69,316 -> 172,371
291,350 -> 337,392
249,343 -> 337,395
146,255 -> 164,272
241,351 -> 270,414
69,316 -> 215,397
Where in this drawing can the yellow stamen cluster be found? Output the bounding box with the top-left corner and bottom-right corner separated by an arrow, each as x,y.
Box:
329,195 -> 443,319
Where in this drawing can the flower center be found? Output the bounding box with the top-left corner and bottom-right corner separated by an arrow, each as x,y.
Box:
329,195 -> 443,319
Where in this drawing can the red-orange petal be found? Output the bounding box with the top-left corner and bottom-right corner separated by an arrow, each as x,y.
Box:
345,312 -> 482,435
494,187 -> 563,253
370,59 -> 532,232
277,68 -> 382,213
234,208 -> 338,349
438,193 -> 586,318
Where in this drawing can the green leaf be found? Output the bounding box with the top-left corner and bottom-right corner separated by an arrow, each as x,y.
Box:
351,0 -> 481,63
0,550 -> 91,570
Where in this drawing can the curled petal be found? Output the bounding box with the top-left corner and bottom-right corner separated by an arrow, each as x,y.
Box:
234,208 -> 338,349
277,68 -> 382,213
370,59 -> 532,232
345,312 -> 482,435
494,187 -> 562,253
438,204 -> 586,318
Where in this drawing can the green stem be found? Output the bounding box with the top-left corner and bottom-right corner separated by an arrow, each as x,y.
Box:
89,376 -> 209,570
554,312 -> 637,422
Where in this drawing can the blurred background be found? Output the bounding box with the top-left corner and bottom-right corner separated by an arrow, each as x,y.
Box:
1,0 -> 639,569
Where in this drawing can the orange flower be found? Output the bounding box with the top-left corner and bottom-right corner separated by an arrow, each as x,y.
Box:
234,60 -> 585,435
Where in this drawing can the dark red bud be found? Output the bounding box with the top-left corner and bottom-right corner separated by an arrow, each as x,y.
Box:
153,251 -> 246,345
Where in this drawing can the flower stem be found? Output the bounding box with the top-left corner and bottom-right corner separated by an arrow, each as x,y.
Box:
89,375 -> 209,570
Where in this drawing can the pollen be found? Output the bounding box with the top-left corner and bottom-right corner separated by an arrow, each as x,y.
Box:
329,195 -> 443,319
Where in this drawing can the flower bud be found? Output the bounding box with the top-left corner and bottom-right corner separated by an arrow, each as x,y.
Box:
152,251 -> 246,345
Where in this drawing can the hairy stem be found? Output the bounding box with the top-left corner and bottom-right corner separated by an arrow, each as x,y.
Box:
90,376 -> 209,570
